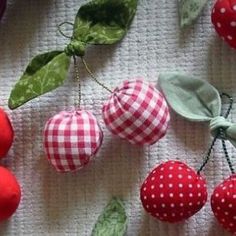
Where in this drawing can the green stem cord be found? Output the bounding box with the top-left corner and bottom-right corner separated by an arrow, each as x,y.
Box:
73,56 -> 81,108
81,57 -> 113,94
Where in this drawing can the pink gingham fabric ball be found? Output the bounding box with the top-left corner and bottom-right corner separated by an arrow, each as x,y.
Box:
102,79 -> 170,145
43,110 -> 103,172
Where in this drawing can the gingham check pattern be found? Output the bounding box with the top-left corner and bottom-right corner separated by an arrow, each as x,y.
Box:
102,79 -> 170,145
43,110 -> 103,172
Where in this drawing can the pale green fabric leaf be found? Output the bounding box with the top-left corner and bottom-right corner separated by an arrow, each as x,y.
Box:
9,51 -> 71,109
159,72 -> 221,121
178,0 -> 208,28
91,198 -> 127,236
73,0 -> 137,45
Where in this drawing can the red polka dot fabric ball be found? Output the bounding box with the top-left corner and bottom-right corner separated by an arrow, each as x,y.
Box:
0,166 -> 21,222
211,175 -> 236,235
212,0 -> 236,49
140,161 -> 207,223
0,107 -> 14,158
102,79 -> 170,145
44,110 -> 103,173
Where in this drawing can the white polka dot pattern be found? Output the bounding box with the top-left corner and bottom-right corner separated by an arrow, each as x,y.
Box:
212,0 -> 236,49
140,161 -> 207,223
211,175 -> 236,235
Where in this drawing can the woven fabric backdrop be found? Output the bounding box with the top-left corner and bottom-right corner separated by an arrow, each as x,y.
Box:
0,0 -> 236,235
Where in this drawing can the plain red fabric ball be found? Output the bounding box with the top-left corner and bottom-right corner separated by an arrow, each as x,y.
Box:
211,175 -> 236,235
140,161 -> 207,223
0,108 -> 14,158
0,166 -> 21,222
212,0 -> 236,49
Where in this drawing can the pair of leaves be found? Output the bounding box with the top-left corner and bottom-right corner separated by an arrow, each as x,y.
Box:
8,0 -> 137,109
92,198 -> 127,236
178,0 -> 208,28
159,73 -> 236,147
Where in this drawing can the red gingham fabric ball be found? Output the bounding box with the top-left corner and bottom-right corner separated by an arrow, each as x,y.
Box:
43,110 -> 103,173
102,79 -> 170,145
140,161 -> 207,223
211,175 -> 236,235
212,0 -> 236,49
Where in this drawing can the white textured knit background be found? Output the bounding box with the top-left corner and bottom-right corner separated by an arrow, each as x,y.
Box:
0,0 -> 236,235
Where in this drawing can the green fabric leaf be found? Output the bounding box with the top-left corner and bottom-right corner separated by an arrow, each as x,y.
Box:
159,72 -> 221,122
91,197 -> 127,236
159,72 -> 236,148
73,0 -> 137,45
178,0 -> 208,28
8,51 -> 71,109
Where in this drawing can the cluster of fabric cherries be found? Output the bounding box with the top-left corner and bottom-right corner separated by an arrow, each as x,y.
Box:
43,79 -> 170,172
43,75 -> 236,234
0,108 -> 21,223
140,160 -> 236,235
2,0 -> 236,233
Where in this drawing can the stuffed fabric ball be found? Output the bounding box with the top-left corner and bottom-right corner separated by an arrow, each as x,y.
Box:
212,0 -> 236,49
140,161 -> 207,223
0,108 -> 14,158
44,110 -> 103,173
211,175 -> 236,235
102,79 -> 170,145
0,166 -> 21,222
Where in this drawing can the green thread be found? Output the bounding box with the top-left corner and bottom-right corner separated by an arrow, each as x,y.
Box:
73,56 -> 81,108
81,57 -> 113,93
57,21 -> 74,39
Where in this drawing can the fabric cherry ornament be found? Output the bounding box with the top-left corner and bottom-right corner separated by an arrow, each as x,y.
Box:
0,166 -> 21,222
43,109 -> 103,173
210,147 -> 236,235
212,0 -> 236,49
102,79 -> 170,145
0,107 -> 14,158
211,175 -> 236,234
140,161 -> 207,223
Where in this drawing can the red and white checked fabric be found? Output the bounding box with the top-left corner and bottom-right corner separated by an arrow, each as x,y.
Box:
43,110 -> 103,173
102,79 -> 170,145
